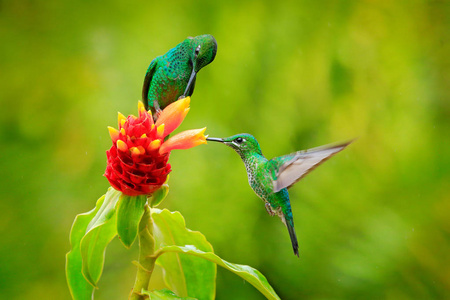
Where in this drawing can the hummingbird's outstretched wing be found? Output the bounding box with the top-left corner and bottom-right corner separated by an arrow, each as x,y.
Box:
142,58 -> 158,110
270,141 -> 353,192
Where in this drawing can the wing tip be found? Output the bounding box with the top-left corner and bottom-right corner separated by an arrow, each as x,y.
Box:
325,138 -> 356,153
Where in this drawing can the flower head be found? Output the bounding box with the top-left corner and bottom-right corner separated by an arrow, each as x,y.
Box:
104,97 -> 206,196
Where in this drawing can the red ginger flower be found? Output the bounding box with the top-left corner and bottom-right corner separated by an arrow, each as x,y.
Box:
104,97 -> 206,196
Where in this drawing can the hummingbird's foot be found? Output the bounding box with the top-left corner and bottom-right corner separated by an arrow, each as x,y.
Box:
152,100 -> 163,121
265,202 -> 275,216
153,109 -> 162,121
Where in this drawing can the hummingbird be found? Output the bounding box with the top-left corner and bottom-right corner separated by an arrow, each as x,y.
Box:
142,34 -> 217,116
207,134 -> 352,257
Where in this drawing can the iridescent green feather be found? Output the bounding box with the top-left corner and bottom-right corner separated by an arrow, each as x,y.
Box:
142,34 -> 217,114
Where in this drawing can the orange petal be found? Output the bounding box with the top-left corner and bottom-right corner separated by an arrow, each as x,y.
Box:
159,127 -> 207,154
155,97 -> 190,137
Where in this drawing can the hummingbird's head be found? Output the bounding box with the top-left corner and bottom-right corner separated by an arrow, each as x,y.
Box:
189,34 -> 217,72
207,133 -> 262,158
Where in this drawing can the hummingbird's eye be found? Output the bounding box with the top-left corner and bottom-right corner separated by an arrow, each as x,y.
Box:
235,137 -> 244,144
195,45 -> 201,56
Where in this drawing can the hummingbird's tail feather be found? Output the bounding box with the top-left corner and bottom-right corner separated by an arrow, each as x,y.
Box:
286,218 -> 299,257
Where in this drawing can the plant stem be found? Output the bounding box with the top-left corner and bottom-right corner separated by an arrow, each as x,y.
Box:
129,204 -> 156,300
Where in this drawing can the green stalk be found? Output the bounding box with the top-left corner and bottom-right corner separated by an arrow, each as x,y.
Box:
129,204 -> 156,300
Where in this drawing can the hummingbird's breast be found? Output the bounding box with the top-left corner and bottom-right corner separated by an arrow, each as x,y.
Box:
248,157 -> 289,212
244,156 -> 272,202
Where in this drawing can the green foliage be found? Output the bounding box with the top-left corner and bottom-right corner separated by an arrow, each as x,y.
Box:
80,188 -> 120,287
152,209 -> 216,299
150,181 -> 170,208
66,188 -> 121,299
155,245 -> 280,300
141,289 -> 196,300
66,195 -> 104,300
116,194 -> 147,248
67,192 -> 279,299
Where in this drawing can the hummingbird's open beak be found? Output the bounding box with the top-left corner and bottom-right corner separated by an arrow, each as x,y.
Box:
206,137 -> 224,143
183,68 -> 197,97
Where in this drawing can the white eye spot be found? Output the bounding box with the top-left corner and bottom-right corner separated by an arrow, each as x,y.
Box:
233,137 -> 246,146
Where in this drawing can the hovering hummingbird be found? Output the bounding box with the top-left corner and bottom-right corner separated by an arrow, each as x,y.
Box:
142,34 -> 217,116
207,134 -> 353,257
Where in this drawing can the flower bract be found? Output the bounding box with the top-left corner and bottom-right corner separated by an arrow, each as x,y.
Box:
104,97 -> 206,196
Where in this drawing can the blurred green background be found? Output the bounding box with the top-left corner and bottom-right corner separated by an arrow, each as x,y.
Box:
1,0 -> 449,299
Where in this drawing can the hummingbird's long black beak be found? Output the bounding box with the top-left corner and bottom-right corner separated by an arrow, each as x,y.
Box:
206,137 -> 224,143
183,68 -> 197,97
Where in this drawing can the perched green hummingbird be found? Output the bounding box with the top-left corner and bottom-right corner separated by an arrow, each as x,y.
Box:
207,134 -> 352,257
142,34 -> 217,116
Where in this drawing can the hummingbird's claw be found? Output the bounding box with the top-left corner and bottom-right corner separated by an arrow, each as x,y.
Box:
152,100 -> 163,121
153,108 -> 162,122
265,202 -> 275,216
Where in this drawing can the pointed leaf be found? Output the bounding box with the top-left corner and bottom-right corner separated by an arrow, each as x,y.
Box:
116,194 -> 147,248
80,188 -> 121,287
155,245 -> 280,300
150,183 -> 169,207
86,188 -> 121,232
151,209 -> 216,299
141,288 -> 197,300
66,194 -> 106,300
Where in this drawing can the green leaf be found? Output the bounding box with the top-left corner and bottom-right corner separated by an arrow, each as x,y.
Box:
155,245 -> 280,300
116,194 -> 147,248
141,288 -> 197,300
151,209 -> 216,299
66,194 -> 106,300
149,183 -> 169,207
80,188 -> 121,287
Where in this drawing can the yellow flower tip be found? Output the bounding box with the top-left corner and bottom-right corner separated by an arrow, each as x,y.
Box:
140,133 -> 147,139
130,146 -> 145,157
156,124 -> 165,138
147,139 -> 161,151
196,127 -> 207,145
118,112 -> 126,127
120,128 -> 126,136
138,101 -> 146,115
108,126 -> 120,142
116,140 -> 128,152
181,96 -> 191,105
199,126 -> 207,137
